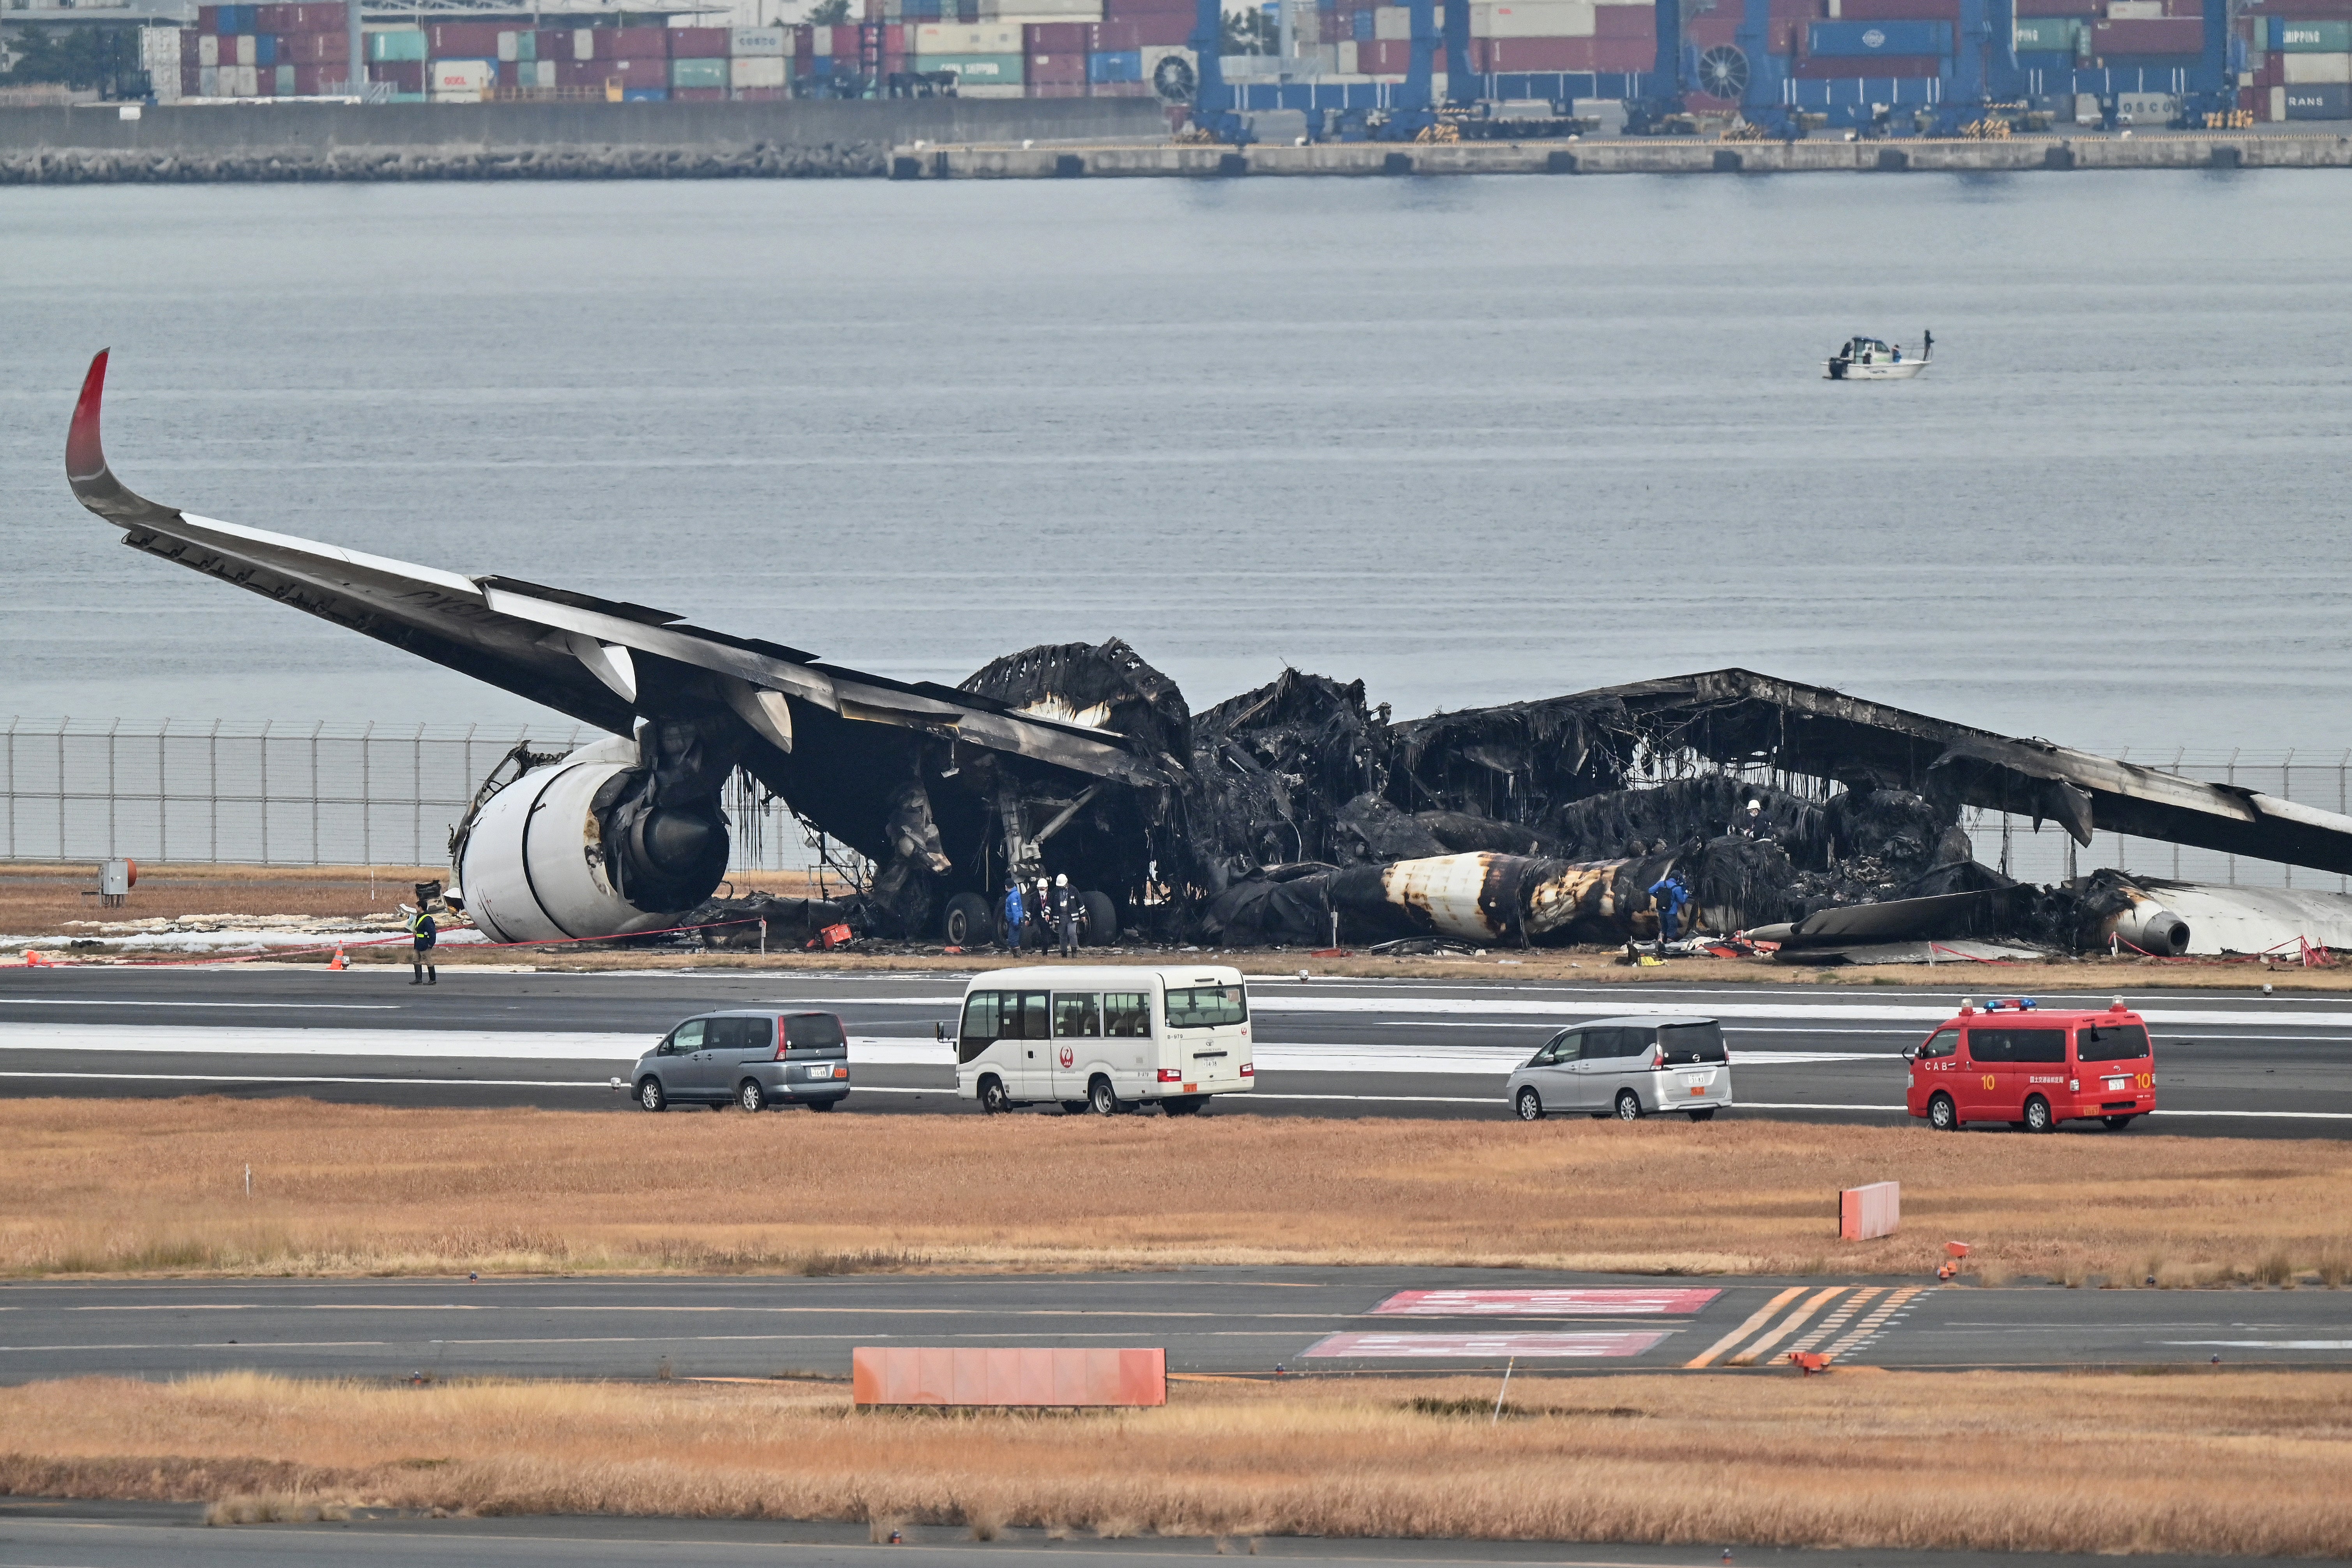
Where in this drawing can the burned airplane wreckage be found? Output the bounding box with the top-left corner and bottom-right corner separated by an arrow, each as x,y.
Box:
65,351 -> 2352,959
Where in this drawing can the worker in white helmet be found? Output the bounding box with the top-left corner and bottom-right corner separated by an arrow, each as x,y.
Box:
1053,873 -> 1077,957
1741,799 -> 1766,838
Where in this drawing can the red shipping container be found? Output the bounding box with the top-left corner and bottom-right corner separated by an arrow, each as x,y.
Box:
592,25 -> 670,58
198,5 -> 219,29
2014,0 -> 2097,12
182,62 -> 202,94
1025,22 -> 1089,49
368,58 -> 423,90
1793,51 -> 1940,73
283,32 -> 348,63
554,58 -> 612,88
668,25 -> 729,56
255,3 -> 297,30
674,83 -> 724,98
427,22 -> 502,55
1476,35 -> 1595,69
1356,39 -> 1453,71
2257,0 -> 2352,15
180,29 -> 201,62
293,60 -> 329,92
1837,0 -> 1956,18
1593,3 -> 1654,37
1028,55 -> 1088,79
2089,16 -> 2201,51
1591,34 -> 1656,65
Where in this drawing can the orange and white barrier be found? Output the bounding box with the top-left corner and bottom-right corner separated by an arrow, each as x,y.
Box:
1838,1181 -> 1900,1241
852,1347 -> 1165,1407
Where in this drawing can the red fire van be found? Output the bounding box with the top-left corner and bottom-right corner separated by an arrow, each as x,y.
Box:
1904,998 -> 2155,1133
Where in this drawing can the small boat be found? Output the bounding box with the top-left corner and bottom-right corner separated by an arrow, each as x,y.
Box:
1825,330 -> 1931,380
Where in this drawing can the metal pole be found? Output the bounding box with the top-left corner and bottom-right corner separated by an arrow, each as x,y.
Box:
2172,747 -> 2183,880
106,719 -> 117,859
311,721 -> 323,867
362,721 -> 373,866
413,724 -> 424,867
209,720 -> 220,863
157,719 -> 169,864
260,720 -> 271,866
2225,748 -> 2237,885
2282,749 -> 2294,889
5,716 -> 15,861
57,717 -> 67,860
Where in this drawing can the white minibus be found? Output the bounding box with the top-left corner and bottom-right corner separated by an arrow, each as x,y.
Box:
953,964 -> 1254,1116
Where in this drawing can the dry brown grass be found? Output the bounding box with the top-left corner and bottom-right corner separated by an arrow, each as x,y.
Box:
0,863 -> 443,936
4,1369 -> 2350,1555
6,1098 -> 2350,1282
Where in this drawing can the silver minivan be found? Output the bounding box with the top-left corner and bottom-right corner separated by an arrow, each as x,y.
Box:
624,1009 -> 851,1112
1506,1014 -> 1731,1122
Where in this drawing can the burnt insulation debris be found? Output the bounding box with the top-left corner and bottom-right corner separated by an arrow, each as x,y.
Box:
694,640 -> 2315,957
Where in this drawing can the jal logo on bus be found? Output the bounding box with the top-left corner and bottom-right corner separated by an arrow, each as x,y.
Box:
1861,27 -> 1886,47
1059,1045 -> 1075,1068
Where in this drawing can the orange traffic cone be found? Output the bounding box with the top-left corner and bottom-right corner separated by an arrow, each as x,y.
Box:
23,950 -> 47,968
327,947 -> 347,971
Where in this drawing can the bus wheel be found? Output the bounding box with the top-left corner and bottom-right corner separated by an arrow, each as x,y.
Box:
940,893 -> 992,948
1088,1077 -> 1121,1117
1928,1093 -> 1957,1132
2102,1113 -> 2136,1130
978,1075 -> 1012,1115
2023,1095 -> 2054,1133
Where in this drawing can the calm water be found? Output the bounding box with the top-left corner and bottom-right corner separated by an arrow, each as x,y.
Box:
4,171 -> 2348,756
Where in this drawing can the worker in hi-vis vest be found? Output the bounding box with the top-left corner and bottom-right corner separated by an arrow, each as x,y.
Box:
408,906 -> 438,986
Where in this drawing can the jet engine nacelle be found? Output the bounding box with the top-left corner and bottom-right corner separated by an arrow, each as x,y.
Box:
456,735 -> 730,945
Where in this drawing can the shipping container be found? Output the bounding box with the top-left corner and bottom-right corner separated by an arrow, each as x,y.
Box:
2276,19 -> 2351,49
1593,1 -> 1652,34
197,63 -> 219,93
622,85 -> 669,99
2106,0 -> 2163,15
1476,35 -> 1593,67
1026,20 -> 1091,48
429,56 -> 492,90
1794,49 -> 1939,72
426,22 -> 502,56
274,61 -> 297,91
921,49 -> 1024,77
593,26 -> 672,59
2283,49 -> 2352,79
983,0 -> 1104,13
913,21 -> 1023,51
367,58 -> 423,89
1474,0 -> 1596,34
2088,17 -> 2201,51
673,83 -> 726,98
732,27 -> 788,53
669,54 -> 726,85
731,53 -> 788,83
197,32 -> 220,64
1807,19 -> 1950,52
228,62 -> 259,92
734,83 -> 786,96
2012,16 -> 2083,49
1370,4 -> 1407,36
1839,0 -> 1956,17
1087,44 -> 1142,76
367,28 -> 426,61
2013,47 -> 2078,71
669,25 -> 731,55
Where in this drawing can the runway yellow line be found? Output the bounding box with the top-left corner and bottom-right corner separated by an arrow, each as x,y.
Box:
1681,1286 -> 1805,1368
1728,1286 -> 1850,1367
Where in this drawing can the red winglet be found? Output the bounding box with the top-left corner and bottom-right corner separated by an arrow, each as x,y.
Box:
67,350 -> 110,484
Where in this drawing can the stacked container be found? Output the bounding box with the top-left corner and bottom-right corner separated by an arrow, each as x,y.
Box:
187,3 -> 351,99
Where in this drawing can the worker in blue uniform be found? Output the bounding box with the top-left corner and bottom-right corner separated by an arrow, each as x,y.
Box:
1002,880 -> 1025,950
1649,870 -> 1692,945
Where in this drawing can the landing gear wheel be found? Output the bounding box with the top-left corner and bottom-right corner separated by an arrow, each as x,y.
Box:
738,1080 -> 767,1112
1686,1106 -> 1716,1122
1078,889 -> 1118,946
1515,1087 -> 1544,1121
979,1076 -> 1012,1115
1614,1089 -> 1643,1121
1162,1095 -> 1205,1116
1928,1093 -> 1957,1132
2023,1095 -> 2054,1133
637,1077 -> 667,1112
941,892 -> 992,949
2102,1114 -> 2136,1130
1088,1077 -> 1121,1116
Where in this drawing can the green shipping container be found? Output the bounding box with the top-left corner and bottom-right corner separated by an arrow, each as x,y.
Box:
670,55 -> 727,87
2013,17 -> 2081,53
2277,19 -> 2351,50
367,29 -> 427,62
914,51 -> 1024,81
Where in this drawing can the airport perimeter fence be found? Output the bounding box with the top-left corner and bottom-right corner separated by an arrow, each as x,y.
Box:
0,717 -> 816,877
0,717 -> 2344,895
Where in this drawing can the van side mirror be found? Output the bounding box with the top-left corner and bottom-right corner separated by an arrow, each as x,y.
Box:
1900,1044 -> 1917,1061
934,1021 -> 949,1042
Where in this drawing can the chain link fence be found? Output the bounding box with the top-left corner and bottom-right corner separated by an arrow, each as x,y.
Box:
0,717 -> 814,876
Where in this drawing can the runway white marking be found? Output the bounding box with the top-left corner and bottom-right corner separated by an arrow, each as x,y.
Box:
0,999 -> 400,1010
2163,1340 -> 2352,1349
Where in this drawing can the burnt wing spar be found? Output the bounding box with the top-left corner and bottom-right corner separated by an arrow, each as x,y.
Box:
63,351 -> 2352,951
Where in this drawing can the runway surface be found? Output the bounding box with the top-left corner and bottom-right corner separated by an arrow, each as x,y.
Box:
6,1268 -> 2347,1384
3,967 -> 2351,1134
0,1504 -> 2285,1568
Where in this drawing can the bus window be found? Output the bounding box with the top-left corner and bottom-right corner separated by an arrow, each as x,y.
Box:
958,992 -> 1001,1064
1054,993 -> 1102,1038
1970,1028 -> 2066,1064
2076,1023 -> 2150,1061
1165,985 -> 1247,1029
1657,1021 -> 1726,1064
1017,990 -> 1049,1041
1103,992 -> 1151,1038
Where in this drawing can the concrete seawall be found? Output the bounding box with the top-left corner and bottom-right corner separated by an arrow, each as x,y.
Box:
897,132 -> 2352,180
0,97 -> 1167,183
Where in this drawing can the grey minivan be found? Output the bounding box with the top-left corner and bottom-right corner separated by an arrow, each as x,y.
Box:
626,1010 -> 851,1112
1506,1015 -> 1731,1122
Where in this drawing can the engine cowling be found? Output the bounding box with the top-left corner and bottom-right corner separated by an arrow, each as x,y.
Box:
455,735 -> 731,944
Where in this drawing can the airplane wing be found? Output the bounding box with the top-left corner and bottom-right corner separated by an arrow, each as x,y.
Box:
64,351 -> 1165,786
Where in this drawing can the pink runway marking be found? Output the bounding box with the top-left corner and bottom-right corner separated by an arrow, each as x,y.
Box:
1370,1288 -> 1720,1317
1303,1330 -> 1670,1359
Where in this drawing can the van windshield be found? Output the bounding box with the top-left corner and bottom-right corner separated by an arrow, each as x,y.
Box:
1657,1022 -> 1726,1064
1165,985 -> 1247,1029
2076,1023 -> 2150,1062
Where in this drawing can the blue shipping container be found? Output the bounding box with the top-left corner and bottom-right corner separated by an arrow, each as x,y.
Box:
622,86 -> 669,99
1087,47 -> 1142,81
254,33 -> 275,64
1352,11 -> 1374,39
1808,20 -> 1951,55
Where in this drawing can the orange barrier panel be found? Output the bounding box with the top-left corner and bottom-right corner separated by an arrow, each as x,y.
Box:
1838,1181 -> 1900,1240
852,1347 -> 1166,1407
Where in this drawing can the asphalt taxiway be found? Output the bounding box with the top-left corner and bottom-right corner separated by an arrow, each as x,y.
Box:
2,968 -> 2350,1134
